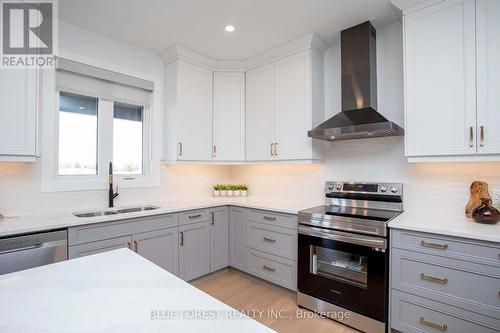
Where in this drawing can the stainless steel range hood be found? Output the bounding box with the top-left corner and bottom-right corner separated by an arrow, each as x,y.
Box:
308,21 -> 404,141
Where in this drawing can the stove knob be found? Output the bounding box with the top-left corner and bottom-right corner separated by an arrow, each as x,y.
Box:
328,184 -> 334,190
390,186 -> 398,193
379,185 -> 388,193
335,184 -> 343,190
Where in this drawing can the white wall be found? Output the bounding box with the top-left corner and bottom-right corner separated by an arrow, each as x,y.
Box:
0,21 -> 230,216
231,23 -> 500,217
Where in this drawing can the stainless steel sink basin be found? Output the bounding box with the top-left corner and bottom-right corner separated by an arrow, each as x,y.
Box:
116,205 -> 159,214
73,211 -> 118,218
73,205 -> 160,218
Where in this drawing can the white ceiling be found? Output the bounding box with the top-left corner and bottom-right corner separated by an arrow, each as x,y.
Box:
58,0 -> 400,60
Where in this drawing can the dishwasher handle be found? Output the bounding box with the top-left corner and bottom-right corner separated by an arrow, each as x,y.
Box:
0,239 -> 66,255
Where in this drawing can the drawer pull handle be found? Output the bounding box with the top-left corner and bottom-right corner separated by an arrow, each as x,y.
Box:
263,216 -> 276,221
263,265 -> 276,272
133,240 -> 138,252
263,237 -> 276,243
421,240 -> 448,250
188,214 -> 202,219
420,273 -> 448,284
420,317 -> 448,331
127,241 -> 132,250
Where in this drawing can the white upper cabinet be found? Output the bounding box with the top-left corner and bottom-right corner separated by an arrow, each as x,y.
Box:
274,51 -> 311,160
404,0 -> 476,158
245,63 -> 276,161
213,72 -> 245,161
0,69 -> 37,160
476,0 -> 500,154
162,36 -> 326,164
164,60 -> 213,161
246,49 -> 324,161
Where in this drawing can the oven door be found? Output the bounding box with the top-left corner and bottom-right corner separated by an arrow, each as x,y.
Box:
298,225 -> 388,322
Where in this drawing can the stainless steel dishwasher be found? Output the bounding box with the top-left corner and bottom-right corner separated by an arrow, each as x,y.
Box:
0,230 -> 67,275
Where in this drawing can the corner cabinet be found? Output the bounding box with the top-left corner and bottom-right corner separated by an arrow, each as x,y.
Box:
164,60 -> 213,161
404,0 -> 500,161
213,72 -> 245,161
0,68 -> 38,161
246,49 -> 324,161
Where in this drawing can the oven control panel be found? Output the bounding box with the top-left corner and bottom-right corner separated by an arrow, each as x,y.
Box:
325,181 -> 402,195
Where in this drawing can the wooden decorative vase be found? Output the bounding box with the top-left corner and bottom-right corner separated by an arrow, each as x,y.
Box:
465,181 -> 490,218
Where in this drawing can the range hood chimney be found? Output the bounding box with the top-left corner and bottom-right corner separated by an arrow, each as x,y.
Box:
308,21 -> 404,141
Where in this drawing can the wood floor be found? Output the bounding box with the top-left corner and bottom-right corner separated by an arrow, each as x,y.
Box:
194,269 -> 360,333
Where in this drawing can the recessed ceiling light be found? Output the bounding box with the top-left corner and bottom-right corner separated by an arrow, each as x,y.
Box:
225,25 -> 235,32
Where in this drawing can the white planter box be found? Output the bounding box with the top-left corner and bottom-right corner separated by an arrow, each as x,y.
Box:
213,190 -> 220,197
241,190 -> 247,196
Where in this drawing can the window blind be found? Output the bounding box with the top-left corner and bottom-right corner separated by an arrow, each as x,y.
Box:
56,58 -> 153,107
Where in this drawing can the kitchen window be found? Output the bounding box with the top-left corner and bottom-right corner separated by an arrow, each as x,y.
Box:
42,58 -> 157,192
58,92 -> 98,176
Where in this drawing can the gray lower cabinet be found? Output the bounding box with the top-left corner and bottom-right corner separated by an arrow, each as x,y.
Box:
69,235 -> 132,259
133,228 -> 179,276
390,228 -> 500,332
179,220 -> 210,281
229,206 -> 247,272
209,206 -> 229,272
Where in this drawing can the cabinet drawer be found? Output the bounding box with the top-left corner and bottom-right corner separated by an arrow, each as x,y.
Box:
392,248 -> 500,319
392,229 -> 500,267
69,214 -> 178,245
247,221 -> 297,260
69,236 -> 132,259
247,210 -> 297,230
179,209 -> 210,226
391,290 -> 500,333
247,248 -> 296,290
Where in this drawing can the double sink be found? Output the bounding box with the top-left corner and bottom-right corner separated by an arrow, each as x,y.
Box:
73,205 -> 159,218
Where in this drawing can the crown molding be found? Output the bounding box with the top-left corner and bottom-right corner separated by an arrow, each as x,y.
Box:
390,0 -> 441,13
160,32 -> 330,72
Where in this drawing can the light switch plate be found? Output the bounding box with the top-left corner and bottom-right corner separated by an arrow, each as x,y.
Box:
492,190 -> 500,209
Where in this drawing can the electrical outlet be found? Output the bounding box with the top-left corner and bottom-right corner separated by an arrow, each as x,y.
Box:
492,190 -> 500,209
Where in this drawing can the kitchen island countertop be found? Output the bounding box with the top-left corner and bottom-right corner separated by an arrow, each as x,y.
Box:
0,248 -> 275,333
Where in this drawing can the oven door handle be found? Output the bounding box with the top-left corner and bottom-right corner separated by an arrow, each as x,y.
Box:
298,225 -> 387,250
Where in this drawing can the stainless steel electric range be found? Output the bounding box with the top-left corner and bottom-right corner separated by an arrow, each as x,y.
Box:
297,181 -> 403,333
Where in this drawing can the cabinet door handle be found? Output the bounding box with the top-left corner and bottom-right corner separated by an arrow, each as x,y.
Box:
263,216 -> 276,221
188,214 -> 202,219
180,231 -> 184,246
270,143 -> 274,156
469,127 -> 474,148
480,125 -> 485,147
178,142 -> 183,156
133,240 -> 138,252
420,240 -> 448,250
419,317 -> 448,331
213,144 -> 217,157
420,273 -> 448,284
263,265 -> 276,272
127,241 -> 132,250
211,211 -> 215,225
274,142 -> 278,156
263,237 -> 276,243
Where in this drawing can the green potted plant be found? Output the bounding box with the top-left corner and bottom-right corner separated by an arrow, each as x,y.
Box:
213,184 -> 222,197
220,184 -> 228,197
226,184 -> 234,196
233,184 -> 241,196
240,184 -> 248,196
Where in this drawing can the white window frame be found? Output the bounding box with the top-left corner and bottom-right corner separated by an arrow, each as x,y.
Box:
42,51 -> 160,192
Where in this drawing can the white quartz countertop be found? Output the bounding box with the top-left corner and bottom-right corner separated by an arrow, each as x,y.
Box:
388,211 -> 500,243
0,197 -> 320,237
0,248 -> 275,333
